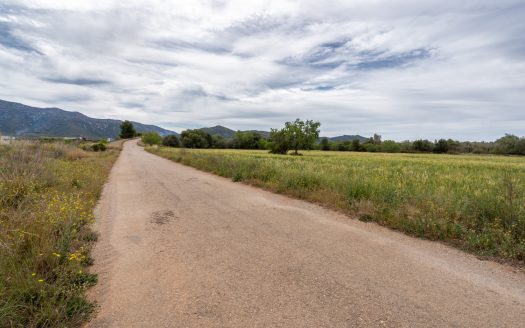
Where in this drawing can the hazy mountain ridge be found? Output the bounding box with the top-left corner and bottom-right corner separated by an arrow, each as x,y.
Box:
327,135 -> 369,142
200,125 -> 366,142
0,100 -> 367,141
199,125 -> 271,139
0,99 -> 177,139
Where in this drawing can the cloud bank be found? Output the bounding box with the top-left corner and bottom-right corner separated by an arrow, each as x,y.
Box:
1,0 -> 524,140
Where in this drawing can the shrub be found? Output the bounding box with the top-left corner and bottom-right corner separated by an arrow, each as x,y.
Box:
91,142 -> 107,152
141,132 -> 162,146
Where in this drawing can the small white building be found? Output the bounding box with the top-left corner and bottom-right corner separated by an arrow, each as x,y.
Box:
0,136 -> 15,144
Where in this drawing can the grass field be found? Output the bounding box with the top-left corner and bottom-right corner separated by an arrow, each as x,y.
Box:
147,147 -> 525,263
0,141 -> 119,327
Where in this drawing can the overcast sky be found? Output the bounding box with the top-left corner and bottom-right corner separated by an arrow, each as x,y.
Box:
1,1 -> 524,140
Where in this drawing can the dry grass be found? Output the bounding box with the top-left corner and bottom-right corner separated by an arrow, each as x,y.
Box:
0,141 -> 119,327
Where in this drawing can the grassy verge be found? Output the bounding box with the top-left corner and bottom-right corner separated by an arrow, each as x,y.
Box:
147,147 -> 525,264
0,141 -> 119,327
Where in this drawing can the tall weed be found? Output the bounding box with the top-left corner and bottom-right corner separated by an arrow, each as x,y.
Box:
0,141 -> 118,327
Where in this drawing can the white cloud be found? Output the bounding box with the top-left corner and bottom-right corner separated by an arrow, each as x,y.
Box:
0,0 -> 524,140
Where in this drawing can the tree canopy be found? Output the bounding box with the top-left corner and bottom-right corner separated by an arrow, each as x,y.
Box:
162,134 -> 180,147
269,119 -> 321,155
231,131 -> 261,149
119,120 -> 136,139
180,129 -> 212,148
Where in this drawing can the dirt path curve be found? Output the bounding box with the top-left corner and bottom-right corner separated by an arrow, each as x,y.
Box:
87,140 -> 525,327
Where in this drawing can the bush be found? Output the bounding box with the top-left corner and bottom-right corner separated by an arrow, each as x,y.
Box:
91,142 -> 107,152
141,132 -> 162,146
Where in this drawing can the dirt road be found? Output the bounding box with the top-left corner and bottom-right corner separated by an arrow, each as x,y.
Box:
88,140 -> 525,327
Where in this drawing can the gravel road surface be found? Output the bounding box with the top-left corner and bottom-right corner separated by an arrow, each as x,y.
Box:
87,140 -> 525,327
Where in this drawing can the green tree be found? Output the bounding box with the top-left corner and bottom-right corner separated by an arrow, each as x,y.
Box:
268,128 -> 290,154
180,129 -> 212,148
258,139 -> 270,150
336,141 -> 352,151
434,139 -> 449,153
270,119 -> 321,155
446,139 -> 461,154
320,137 -> 331,151
119,120 -> 136,139
515,138 -> 525,155
372,133 -> 382,145
351,139 -> 362,151
162,134 -> 180,147
494,134 -> 520,154
413,139 -> 434,152
211,135 -> 227,149
231,131 -> 261,149
380,140 -> 401,153
141,132 -> 162,146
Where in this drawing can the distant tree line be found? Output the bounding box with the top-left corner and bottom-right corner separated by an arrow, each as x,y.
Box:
319,133 -> 525,155
123,120 -> 525,156
137,119 -> 320,155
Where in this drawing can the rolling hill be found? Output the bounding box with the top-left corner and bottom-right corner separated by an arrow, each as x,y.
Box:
200,125 -> 271,139
199,125 -> 366,142
0,99 -> 177,139
0,99 -> 368,142
327,134 -> 369,142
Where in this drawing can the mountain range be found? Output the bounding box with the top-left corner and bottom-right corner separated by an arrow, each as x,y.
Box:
200,125 -> 270,139
200,125 -> 367,142
0,99 -> 176,139
328,134 -> 369,143
0,99 -> 367,142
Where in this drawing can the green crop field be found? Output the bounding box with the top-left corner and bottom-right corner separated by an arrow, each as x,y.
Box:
147,147 -> 525,263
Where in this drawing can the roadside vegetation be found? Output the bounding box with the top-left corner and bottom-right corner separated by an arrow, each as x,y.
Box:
0,140 -> 119,327
141,132 -> 162,146
146,147 -> 525,264
165,119 -> 525,156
